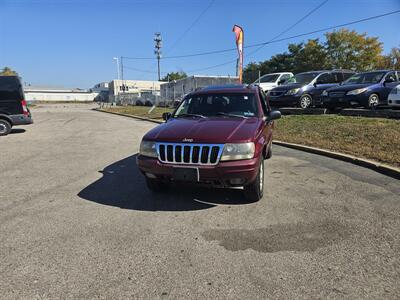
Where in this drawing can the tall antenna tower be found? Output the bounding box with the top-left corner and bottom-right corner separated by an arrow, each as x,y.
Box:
154,32 -> 162,81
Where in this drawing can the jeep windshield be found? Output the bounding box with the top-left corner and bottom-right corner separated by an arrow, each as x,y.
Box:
174,93 -> 259,118
343,71 -> 386,84
284,72 -> 320,84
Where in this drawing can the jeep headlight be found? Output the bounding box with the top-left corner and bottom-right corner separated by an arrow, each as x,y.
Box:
220,142 -> 255,161
139,140 -> 157,158
321,90 -> 328,96
285,88 -> 300,95
347,87 -> 368,95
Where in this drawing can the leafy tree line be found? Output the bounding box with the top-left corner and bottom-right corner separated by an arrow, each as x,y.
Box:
243,29 -> 400,83
161,71 -> 187,82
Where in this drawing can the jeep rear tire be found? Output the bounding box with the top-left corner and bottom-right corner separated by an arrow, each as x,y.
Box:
244,159 -> 264,202
0,119 -> 12,136
146,178 -> 168,192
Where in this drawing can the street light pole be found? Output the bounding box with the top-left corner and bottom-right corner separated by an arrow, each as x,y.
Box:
113,57 -> 120,104
113,57 -> 120,80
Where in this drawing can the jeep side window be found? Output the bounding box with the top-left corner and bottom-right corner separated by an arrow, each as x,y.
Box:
259,89 -> 269,115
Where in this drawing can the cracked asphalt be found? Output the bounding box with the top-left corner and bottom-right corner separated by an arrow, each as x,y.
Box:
1,104 -> 399,299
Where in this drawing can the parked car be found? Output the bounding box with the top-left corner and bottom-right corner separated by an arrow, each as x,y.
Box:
268,70 -> 354,108
321,70 -> 400,109
137,84 -> 281,201
388,84 -> 400,109
253,72 -> 293,93
0,76 -> 33,136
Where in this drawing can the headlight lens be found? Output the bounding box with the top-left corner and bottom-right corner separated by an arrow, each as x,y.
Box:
321,90 -> 328,96
139,140 -> 157,158
285,88 -> 300,95
347,87 -> 368,95
220,142 -> 255,161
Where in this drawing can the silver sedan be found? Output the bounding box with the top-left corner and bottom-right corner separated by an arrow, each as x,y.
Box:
388,84 -> 400,109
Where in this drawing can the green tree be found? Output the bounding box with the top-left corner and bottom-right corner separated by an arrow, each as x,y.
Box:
289,39 -> 327,73
0,67 -> 18,76
161,71 -> 187,82
377,46 -> 400,69
325,29 -> 383,70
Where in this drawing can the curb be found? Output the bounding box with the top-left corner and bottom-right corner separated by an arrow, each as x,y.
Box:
94,108 -> 400,180
272,140 -> 400,180
93,108 -> 163,124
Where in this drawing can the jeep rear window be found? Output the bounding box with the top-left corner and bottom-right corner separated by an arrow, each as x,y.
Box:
0,76 -> 24,101
174,93 -> 258,118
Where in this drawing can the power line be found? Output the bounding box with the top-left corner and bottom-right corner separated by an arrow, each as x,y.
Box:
164,0 -> 215,55
182,8 -> 400,74
124,65 -> 158,74
122,9 -> 400,61
186,0 -> 329,74
247,0 -> 329,57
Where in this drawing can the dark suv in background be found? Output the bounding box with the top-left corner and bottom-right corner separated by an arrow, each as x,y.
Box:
268,70 -> 354,108
0,76 -> 33,136
321,70 -> 400,109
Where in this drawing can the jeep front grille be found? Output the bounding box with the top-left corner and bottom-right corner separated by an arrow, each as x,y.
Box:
156,143 -> 224,165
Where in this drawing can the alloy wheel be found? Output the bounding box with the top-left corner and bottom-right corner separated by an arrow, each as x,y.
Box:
369,94 -> 379,107
0,123 -> 7,134
300,96 -> 312,109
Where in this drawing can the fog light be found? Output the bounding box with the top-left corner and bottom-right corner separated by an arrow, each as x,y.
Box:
145,172 -> 156,179
230,178 -> 245,185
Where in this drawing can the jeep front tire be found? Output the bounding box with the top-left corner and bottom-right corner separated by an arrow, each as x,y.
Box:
244,159 -> 264,202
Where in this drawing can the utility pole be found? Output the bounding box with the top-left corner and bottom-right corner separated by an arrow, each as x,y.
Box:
154,32 -> 162,81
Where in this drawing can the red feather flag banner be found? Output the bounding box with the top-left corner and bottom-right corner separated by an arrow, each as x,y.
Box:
232,25 -> 244,83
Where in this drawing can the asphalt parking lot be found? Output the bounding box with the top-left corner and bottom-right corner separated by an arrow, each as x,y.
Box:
1,104 -> 399,299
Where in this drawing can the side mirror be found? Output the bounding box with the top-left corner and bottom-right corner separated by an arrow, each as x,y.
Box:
162,112 -> 172,121
278,79 -> 285,85
266,110 -> 281,122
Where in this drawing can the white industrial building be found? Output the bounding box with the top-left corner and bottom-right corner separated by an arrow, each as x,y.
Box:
109,79 -> 164,103
24,86 -> 99,102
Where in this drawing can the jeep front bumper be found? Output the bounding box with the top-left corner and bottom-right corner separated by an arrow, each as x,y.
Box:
137,155 -> 261,187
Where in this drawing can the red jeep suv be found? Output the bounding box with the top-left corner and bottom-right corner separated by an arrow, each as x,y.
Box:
137,84 -> 281,201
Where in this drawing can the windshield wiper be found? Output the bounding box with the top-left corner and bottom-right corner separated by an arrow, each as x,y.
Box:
175,113 -> 206,119
216,112 -> 248,119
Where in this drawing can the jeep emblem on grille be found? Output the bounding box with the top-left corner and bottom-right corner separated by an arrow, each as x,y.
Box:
182,138 -> 193,142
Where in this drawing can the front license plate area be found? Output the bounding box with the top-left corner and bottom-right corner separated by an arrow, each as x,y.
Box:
173,167 -> 199,182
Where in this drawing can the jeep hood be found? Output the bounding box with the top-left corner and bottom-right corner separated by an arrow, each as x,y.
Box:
143,117 -> 262,143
